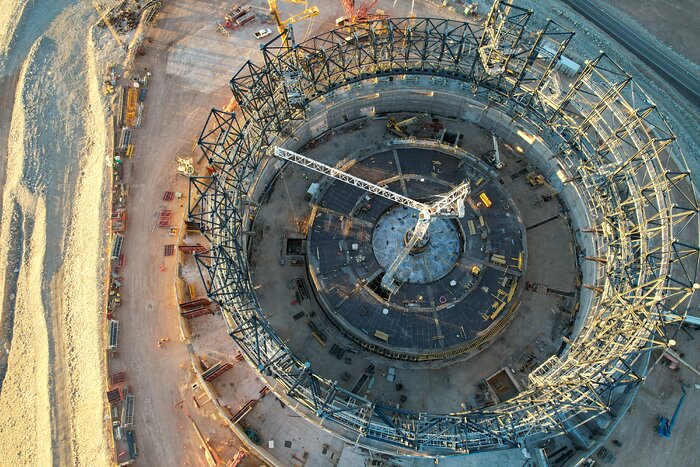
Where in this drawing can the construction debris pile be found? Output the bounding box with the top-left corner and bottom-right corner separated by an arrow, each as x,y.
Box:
102,4 -> 140,32
97,0 -> 164,34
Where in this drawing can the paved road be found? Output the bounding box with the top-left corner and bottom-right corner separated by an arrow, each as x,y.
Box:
562,0 -> 700,109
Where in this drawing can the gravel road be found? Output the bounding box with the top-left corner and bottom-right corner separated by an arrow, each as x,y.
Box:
562,0 -> 700,107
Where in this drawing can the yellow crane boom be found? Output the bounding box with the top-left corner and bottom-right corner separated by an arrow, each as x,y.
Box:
267,0 -> 318,46
283,6 -> 319,25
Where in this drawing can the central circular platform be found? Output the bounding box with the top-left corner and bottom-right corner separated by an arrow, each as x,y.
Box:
372,206 -> 461,284
307,144 -> 527,360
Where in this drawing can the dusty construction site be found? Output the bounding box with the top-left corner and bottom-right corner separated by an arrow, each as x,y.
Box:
0,1 -> 699,467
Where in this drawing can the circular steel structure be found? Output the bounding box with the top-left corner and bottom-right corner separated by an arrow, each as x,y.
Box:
188,4 -> 699,456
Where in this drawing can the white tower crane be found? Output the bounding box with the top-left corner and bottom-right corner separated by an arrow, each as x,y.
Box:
274,147 -> 470,293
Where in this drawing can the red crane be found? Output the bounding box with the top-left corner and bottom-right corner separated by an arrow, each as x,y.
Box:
341,0 -> 387,23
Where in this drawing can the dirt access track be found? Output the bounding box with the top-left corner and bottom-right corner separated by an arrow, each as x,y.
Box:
107,0 -> 348,464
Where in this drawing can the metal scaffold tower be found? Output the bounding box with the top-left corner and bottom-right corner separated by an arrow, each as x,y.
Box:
187,0 -> 700,455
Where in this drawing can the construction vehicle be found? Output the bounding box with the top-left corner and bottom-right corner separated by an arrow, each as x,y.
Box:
478,192 -> 492,208
274,147 -> 470,293
387,115 -> 421,138
526,172 -> 545,186
254,28 -> 273,39
464,3 -> 479,16
268,0 -> 319,47
526,171 -> 557,197
657,382 -> 688,438
224,4 -> 251,28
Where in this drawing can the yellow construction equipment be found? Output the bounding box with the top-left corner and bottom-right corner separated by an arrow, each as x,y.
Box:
124,87 -> 139,127
526,171 -> 557,196
526,171 -> 545,186
479,192 -> 492,208
268,0 -> 319,47
387,115 -> 421,137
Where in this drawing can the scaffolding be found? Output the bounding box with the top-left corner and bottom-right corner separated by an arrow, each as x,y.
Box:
187,0 -> 699,455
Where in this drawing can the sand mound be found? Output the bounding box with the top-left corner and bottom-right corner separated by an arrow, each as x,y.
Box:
0,36 -> 53,467
0,4 -> 110,466
0,0 -> 31,56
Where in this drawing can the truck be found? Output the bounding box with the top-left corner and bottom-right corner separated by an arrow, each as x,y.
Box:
236,12 -> 256,27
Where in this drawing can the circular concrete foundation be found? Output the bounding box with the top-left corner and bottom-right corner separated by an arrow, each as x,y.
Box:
373,207 -> 460,284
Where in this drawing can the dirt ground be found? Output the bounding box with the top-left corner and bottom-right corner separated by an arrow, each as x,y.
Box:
107,1 -> 236,464
607,339 -> 700,467
608,0 -> 700,64
105,0 -> 300,464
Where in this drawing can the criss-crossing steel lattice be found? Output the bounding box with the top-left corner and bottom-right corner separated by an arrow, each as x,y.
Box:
188,0 -> 699,455
274,146 -> 429,211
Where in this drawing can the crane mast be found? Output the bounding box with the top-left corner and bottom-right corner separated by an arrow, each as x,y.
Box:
379,217 -> 431,293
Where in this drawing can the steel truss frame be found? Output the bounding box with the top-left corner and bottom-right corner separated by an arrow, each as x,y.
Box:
188,0 -> 699,455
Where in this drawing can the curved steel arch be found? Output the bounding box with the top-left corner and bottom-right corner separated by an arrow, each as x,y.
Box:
188,3 -> 699,455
